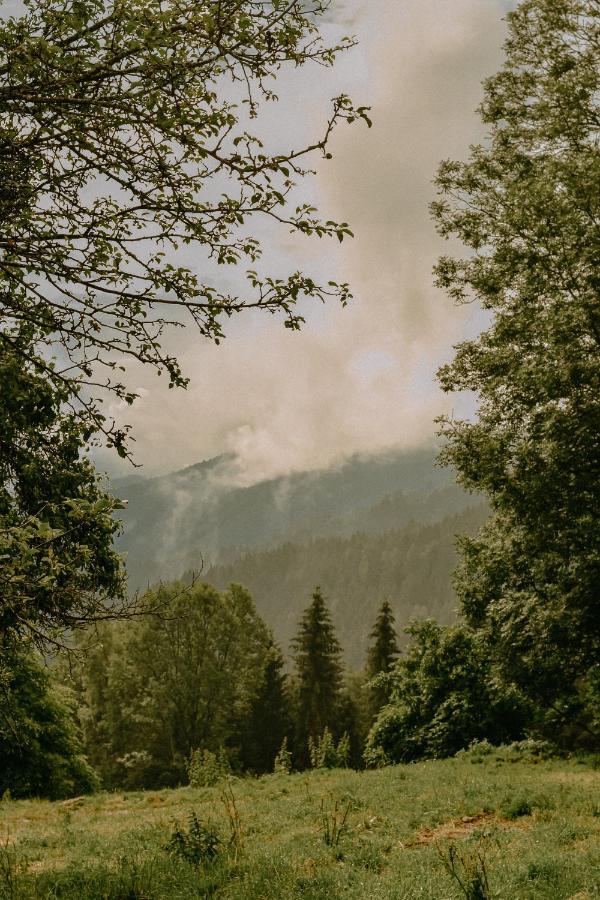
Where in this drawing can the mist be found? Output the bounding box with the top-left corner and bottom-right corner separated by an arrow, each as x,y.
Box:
96,0 -> 508,485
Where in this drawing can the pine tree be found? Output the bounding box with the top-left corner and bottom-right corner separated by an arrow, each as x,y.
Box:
291,587 -> 344,768
238,640 -> 290,775
366,600 -> 400,717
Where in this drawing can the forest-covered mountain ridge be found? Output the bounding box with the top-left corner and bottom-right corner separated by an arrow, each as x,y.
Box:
112,445 -> 479,593
204,502 -> 488,668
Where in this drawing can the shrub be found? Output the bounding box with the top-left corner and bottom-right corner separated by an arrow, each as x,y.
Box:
187,748 -> 230,788
364,621 -> 530,765
166,810 -> 222,867
273,737 -> 292,775
309,729 -> 351,769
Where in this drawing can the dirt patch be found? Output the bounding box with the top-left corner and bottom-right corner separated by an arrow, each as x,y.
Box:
402,812 -> 527,847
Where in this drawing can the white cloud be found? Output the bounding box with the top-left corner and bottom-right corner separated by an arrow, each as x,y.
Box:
97,0 -> 507,482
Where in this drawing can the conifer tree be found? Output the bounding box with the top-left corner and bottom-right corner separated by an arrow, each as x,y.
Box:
366,600 -> 400,717
238,640 -> 291,775
291,587 -> 343,767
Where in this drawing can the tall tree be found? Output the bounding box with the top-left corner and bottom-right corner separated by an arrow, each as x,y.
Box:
432,0 -> 600,743
0,640 -> 98,799
366,600 -> 400,717
237,640 -> 291,775
0,0 -> 369,453
0,332 -> 126,651
70,581 -> 272,788
291,587 -> 343,767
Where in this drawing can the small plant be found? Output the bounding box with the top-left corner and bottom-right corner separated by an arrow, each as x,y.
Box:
309,728 -> 351,769
273,737 -> 292,774
220,780 -> 244,859
319,795 -> 351,846
187,747 -> 230,787
166,810 -> 222,867
336,732 -> 351,767
0,836 -> 17,900
438,841 -> 492,900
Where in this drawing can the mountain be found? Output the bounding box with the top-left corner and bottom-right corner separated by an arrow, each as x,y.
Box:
204,503 -> 488,668
112,446 -> 479,592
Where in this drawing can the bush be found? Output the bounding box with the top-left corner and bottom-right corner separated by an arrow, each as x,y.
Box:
187,748 -> 230,787
273,737 -> 292,774
166,810 -> 223,867
364,621 -> 530,765
308,729 -> 351,769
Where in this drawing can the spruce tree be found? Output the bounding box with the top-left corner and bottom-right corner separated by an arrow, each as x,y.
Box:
238,641 -> 290,775
366,600 -> 400,717
291,587 -> 343,768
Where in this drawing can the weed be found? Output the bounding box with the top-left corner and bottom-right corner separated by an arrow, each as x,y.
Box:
0,836 -> 17,900
166,809 -> 222,867
319,795 -> 350,846
221,780 -> 244,859
273,737 -> 292,775
438,840 -> 492,900
187,747 -> 230,787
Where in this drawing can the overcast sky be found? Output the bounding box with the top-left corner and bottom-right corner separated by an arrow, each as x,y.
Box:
99,0 -> 512,484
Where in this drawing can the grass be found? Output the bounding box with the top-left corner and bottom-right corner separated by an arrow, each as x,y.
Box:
0,754 -> 599,898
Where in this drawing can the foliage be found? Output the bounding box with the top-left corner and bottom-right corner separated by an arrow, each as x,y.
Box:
432,0 -> 600,744
166,810 -> 223,867
187,748 -> 231,788
68,581 -> 273,788
366,600 -> 399,717
0,334 -> 126,650
273,737 -> 292,775
236,640 -> 290,775
207,503 -> 487,670
0,0 -> 369,452
291,587 -> 344,767
308,727 -> 350,769
0,641 -> 98,799
364,620 -> 529,766
438,841 -> 492,900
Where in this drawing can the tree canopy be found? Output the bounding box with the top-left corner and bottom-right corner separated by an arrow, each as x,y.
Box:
291,587 -> 343,765
0,331 -> 125,650
0,0 -> 369,452
432,0 -> 600,742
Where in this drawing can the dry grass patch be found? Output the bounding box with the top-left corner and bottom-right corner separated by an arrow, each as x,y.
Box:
405,811 -> 528,847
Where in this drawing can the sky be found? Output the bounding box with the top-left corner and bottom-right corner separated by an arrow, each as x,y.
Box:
99,0 -> 511,484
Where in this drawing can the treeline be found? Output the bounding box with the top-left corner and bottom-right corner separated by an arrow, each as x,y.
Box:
0,582 -> 401,797
203,504 -> 488,668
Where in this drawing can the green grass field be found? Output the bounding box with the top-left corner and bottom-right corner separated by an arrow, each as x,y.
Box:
1,752 -> 599,899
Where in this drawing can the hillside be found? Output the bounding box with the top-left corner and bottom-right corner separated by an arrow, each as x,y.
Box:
205,504 -> 488,668
112,447 -> 475,592
2,754 -> 598,898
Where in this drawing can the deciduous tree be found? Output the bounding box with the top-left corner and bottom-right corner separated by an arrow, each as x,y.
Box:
432,0 -> 600,743
0,0 -> 369,452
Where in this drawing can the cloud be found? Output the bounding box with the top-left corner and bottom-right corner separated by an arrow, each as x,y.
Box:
96,0 -> 507,483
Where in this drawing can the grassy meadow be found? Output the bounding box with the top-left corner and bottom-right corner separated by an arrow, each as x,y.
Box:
1,752 -> 599,899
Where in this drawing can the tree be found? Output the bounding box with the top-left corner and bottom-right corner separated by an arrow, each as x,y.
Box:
70,581 -> 272,788
0,330 -> 126,651
366,599 -> 399,717
364,621 -> 529,766
0,640 -> 98,799
431,0 -> 600,743
0,0 -> 370,452
237,639 -> 291,775
291,587 -> 343,767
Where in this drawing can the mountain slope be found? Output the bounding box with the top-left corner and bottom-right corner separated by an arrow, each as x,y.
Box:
113,447 -> 477,591
204,503 -> 488,669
